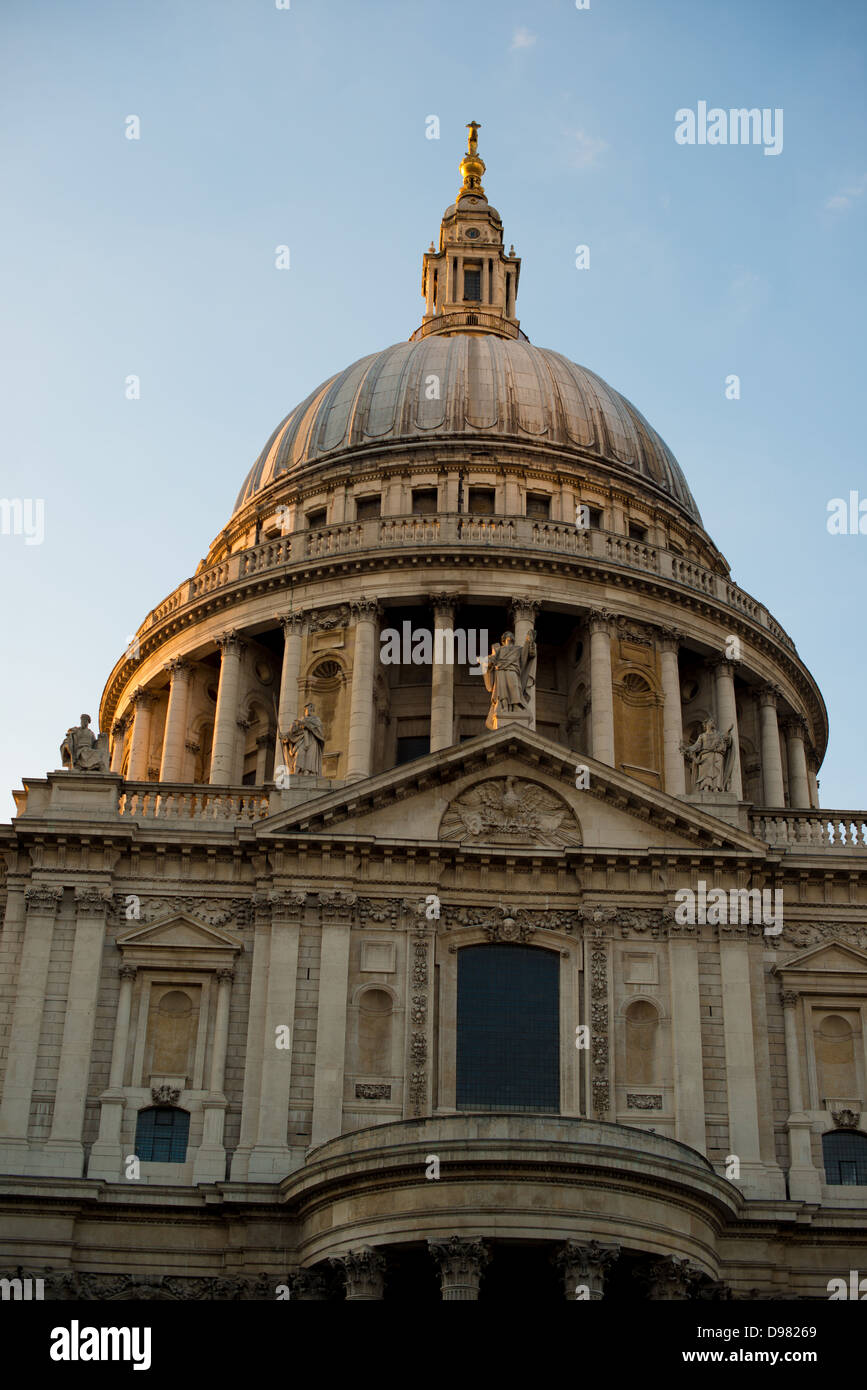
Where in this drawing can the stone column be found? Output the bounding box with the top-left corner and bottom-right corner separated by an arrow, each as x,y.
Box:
194,967 -> 235,1184
428,1237 -> 490,1301
87,965 -> 137,1179
274,612 -> 306,772
784,717 -> 811,809
658,627 -> 686,796
668,931 -> 707,1153
159,659 -> 192,782
511,596 -> 541,730
230,901 -> 271,1181
45,888 -> 112,1175
331,1248 -> 387,1301
0,887 -> 63,1173
758,685 -> 785,807
719,928 -> 764,1194
127,689 -> 156,781
711,658 -> 743,798
249,892 -> 303,1181
346,599 -> 379,781
588,609 -> 615,767
781,989 -> 822,1201
110,717 -> 128,774
552,1240 -> 619,1301
429,593 -> 457,752
210,633 -> 247,786
311,892 -> 355,1147
234,716 -> 253,784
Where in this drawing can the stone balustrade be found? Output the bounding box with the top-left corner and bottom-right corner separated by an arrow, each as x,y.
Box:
118,782 -> 270,822
131,515 -> 796,653
750,810 -> 867,848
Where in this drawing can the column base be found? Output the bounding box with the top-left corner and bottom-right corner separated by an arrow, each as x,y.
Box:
787,1116 -> 823,1202
717,1159 -> 787,1199
247,1144 -> 294,1181
31,1139 -> 85,1178
193,1099 -> 228,1184
0,1138 -> 32,1176
86,1143 -> 125,1181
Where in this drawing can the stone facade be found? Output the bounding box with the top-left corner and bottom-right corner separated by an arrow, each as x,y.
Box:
0,130 -> 865,1301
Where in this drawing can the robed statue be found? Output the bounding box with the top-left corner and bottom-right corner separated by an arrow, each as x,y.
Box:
482,630 -> 537,730
280,702 -> 325,776
60,714 -> 110,773
681,718 -> 736,794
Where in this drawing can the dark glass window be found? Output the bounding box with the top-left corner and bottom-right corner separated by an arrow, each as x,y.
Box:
628,521 -> 648,541
396,735 -> 430,765
412,489 -> 438,515
306,508 -> 327,529
526,493 -> 551,520
457,944 -> 559,1112
356,495 -> 381,521
823,1130 -> 867,1185
135,1107 -> 190,1163
468,488 -> 495,515
464,267 -> 482,301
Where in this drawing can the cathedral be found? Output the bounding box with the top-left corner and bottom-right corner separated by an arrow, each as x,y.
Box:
1,126 -> 866,1302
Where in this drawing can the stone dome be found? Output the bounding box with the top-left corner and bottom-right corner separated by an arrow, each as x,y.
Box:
233,335 -> 702,524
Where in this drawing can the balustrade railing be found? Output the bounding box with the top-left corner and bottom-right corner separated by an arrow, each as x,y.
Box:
132,514 -> 796,653
749,810 -> 867,849
118,783 -> 270,823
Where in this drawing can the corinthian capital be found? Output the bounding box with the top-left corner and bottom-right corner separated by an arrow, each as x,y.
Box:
277,609 -> 308,636
217,631 -> 247,658
586,607 -> 615,635
350,598 -> 381,622
510,596 -> 541,623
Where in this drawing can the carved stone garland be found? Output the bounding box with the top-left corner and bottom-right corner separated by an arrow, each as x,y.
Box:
590,928 -> 610,1118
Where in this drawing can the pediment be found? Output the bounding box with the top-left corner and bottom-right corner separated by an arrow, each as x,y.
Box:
257,726 -> 763,854
117,914 -> 242,952
777,939 -> 867,976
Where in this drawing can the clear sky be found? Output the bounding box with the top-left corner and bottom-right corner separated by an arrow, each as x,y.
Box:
1,0 -> 865,813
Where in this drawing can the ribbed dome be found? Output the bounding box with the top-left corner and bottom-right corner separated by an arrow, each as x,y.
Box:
234,335 -> 701,523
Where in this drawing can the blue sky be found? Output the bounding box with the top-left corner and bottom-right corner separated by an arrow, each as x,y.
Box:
1,0 -> 865,812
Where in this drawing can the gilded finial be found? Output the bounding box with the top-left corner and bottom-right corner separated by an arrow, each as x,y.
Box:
458,119 -> 485,201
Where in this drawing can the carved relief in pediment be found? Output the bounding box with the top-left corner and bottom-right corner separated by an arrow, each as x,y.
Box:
439,777 -> 582,848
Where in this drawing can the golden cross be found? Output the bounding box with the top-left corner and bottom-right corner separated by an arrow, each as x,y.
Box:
467,121 -> 481,156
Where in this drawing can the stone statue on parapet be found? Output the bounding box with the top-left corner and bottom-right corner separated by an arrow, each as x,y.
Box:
681,718 -> 735,793
60,714 -> 110,772
280,702 -> 325,775
482,629 -> 537,730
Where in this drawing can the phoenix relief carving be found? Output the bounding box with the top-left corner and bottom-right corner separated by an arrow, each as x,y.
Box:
439,776 -> 582,848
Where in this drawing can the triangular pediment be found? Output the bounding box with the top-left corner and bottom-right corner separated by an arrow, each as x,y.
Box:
778,939 -> 867,975
257,727 -> 763,854
117,914 -> 242,951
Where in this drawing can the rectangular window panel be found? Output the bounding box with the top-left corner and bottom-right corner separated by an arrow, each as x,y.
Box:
464,268 -> 481,301
457,944 -> 559,1113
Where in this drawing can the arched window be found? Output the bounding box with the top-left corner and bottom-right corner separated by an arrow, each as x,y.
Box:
457,944 -> 559,1113
135,1107 -> 190,1163
823,1129 -> 867,1186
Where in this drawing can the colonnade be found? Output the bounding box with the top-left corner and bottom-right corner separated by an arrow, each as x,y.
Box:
116,599 -> 816,808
